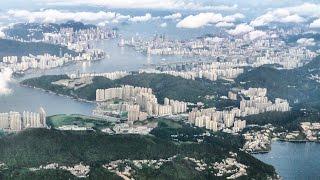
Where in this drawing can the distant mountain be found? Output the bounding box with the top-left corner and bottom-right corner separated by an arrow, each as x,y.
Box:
5,21 -> 96,41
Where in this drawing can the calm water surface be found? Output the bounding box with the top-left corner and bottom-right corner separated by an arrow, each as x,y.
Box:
254,141 -> 320,180
0,39 -> 190,115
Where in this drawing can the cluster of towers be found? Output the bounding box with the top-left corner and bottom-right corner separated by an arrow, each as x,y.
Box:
188,88 -> 290,133
188,108 -> 246,133
0,108 -> 47,132
96,85 -> 153,102
96,85 -> 188,121
239,88 -> 290,116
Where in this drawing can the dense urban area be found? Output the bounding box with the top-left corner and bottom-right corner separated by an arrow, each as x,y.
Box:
0,1 -> 320,179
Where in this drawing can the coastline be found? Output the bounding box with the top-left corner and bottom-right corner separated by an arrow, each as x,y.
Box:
14,56 -> 105,80
19,84 -> 95,104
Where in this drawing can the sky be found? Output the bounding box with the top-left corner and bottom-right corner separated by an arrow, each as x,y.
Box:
0,0 -> 318,10
1,1 -> 320,30
0,0 -> 320,37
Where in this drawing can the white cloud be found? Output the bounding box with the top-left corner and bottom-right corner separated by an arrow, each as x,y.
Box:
164,13 -> 182,20
0,31 -> 4,38
129,13 -> 152,22
160,22 -> 167,28
0,68 -> 13,95
223,13 -> 245,22
250,3 -> 320,27
227,24 -> 254,36
297,38 -> 316,46
286,3 -> 320,17
177,13 -> 222,28
247,30 -> 267,40
202,4 -> 238,11
176,12 -> 244,29
280,14 -> 305,23
310,19 -> 320,28
7,9 -> 120,23
0,26 -> 6,39
39,0 -> 238,11
215,22 -> 234,28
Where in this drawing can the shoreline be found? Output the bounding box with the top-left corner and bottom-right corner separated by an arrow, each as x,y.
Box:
19,84 -> 95,104
250,139 -> 320,155
15,57 -> 104,79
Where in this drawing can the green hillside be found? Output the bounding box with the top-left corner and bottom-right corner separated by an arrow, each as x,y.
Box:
0,120 -> 276,179
0,39 -> 77,59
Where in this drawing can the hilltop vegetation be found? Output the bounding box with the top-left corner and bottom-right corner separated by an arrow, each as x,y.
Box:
0,118 -> 276,179
21,73 -> 233,107
243,110 -> 320,131
235,56 -> 320,111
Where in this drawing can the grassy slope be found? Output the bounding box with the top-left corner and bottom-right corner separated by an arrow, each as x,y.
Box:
46,114 -> 112,130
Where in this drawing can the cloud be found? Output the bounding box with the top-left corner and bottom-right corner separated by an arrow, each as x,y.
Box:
215,22 -> 234,28
223,13 -> 245,22
297,38 -> 316,46
310,19 -> 320,28
39,0 -> 238,11
176,12 -> 244,29
164,13 -> 182,20
0,31 -> 4,38
0,27 -> 5,38
203,4 -> 238,11
250,3 -> 320,27
7,9 -> 121,23
227,24 -> 254,36
160,22 -> 167,28
177,13 -> 222,28
247,30 -> 267,40
0,68 -> 13,95
251,10 -> 305,26
286,3 -> 320,17
129,13 -> 152,22
280,14 -> 305,23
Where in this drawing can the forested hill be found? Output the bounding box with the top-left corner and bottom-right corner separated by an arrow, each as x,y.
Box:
0,39 -> 77,59
235,56 -> 320,111
0,121 -> 277,179
21,73 -> 235,108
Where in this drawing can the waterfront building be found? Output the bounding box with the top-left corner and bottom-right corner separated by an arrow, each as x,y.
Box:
0,108 -> 47,132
